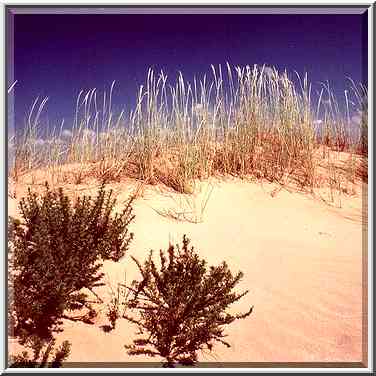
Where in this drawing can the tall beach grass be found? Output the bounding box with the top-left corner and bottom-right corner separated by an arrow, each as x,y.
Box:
9,64 -> 368,196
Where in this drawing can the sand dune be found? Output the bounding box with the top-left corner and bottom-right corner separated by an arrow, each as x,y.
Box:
8,177 -> 366,365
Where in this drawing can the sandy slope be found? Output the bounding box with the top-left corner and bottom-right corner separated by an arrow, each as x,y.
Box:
8,177 -> 367,365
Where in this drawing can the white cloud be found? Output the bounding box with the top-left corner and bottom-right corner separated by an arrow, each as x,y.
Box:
61,129 -> 72,139
82,129 -> 96,139
26,138 -> 45,146
34,138 -> 45,146
321,99 -> 331,106
195,103 -> 211,119
99,131 -> 109,139
109,128 -> 124,136
264,66 -> 275,79
56,138 -> 65,145
44,138 -> 64,146
195,103 -> 204,113
351,115 -> 362,126
313,119 -> 323,126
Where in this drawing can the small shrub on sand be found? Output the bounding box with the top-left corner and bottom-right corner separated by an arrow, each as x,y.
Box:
8,183 -> 135,346
9,338 -> 71,368
124,235 -> 253,367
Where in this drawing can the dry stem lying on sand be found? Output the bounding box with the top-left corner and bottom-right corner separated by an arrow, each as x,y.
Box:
149,180 -> 215,223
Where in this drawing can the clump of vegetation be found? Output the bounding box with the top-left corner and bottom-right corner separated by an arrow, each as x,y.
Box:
103,280 -> 129,332
9,65 -> 367,196
124,235 -> 253,367
8,183 -> 135,350
9,338 -> 71,368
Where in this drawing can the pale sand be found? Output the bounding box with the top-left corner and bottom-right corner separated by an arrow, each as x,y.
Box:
8,177 -> 367,365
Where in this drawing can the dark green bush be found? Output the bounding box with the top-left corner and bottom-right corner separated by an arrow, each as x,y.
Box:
124,235 -> 253,367
9,183 -> 135,344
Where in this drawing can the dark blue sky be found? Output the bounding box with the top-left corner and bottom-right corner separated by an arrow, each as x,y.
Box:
11,11 -> 368,129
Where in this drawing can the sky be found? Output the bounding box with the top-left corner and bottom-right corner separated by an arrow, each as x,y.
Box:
10,11 -> 368,132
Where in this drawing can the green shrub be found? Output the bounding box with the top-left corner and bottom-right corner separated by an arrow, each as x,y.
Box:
124,235 -> 253,367
9,183 -> 135,344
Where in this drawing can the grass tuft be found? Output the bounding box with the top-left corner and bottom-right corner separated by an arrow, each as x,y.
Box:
9,65 -> 368,195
